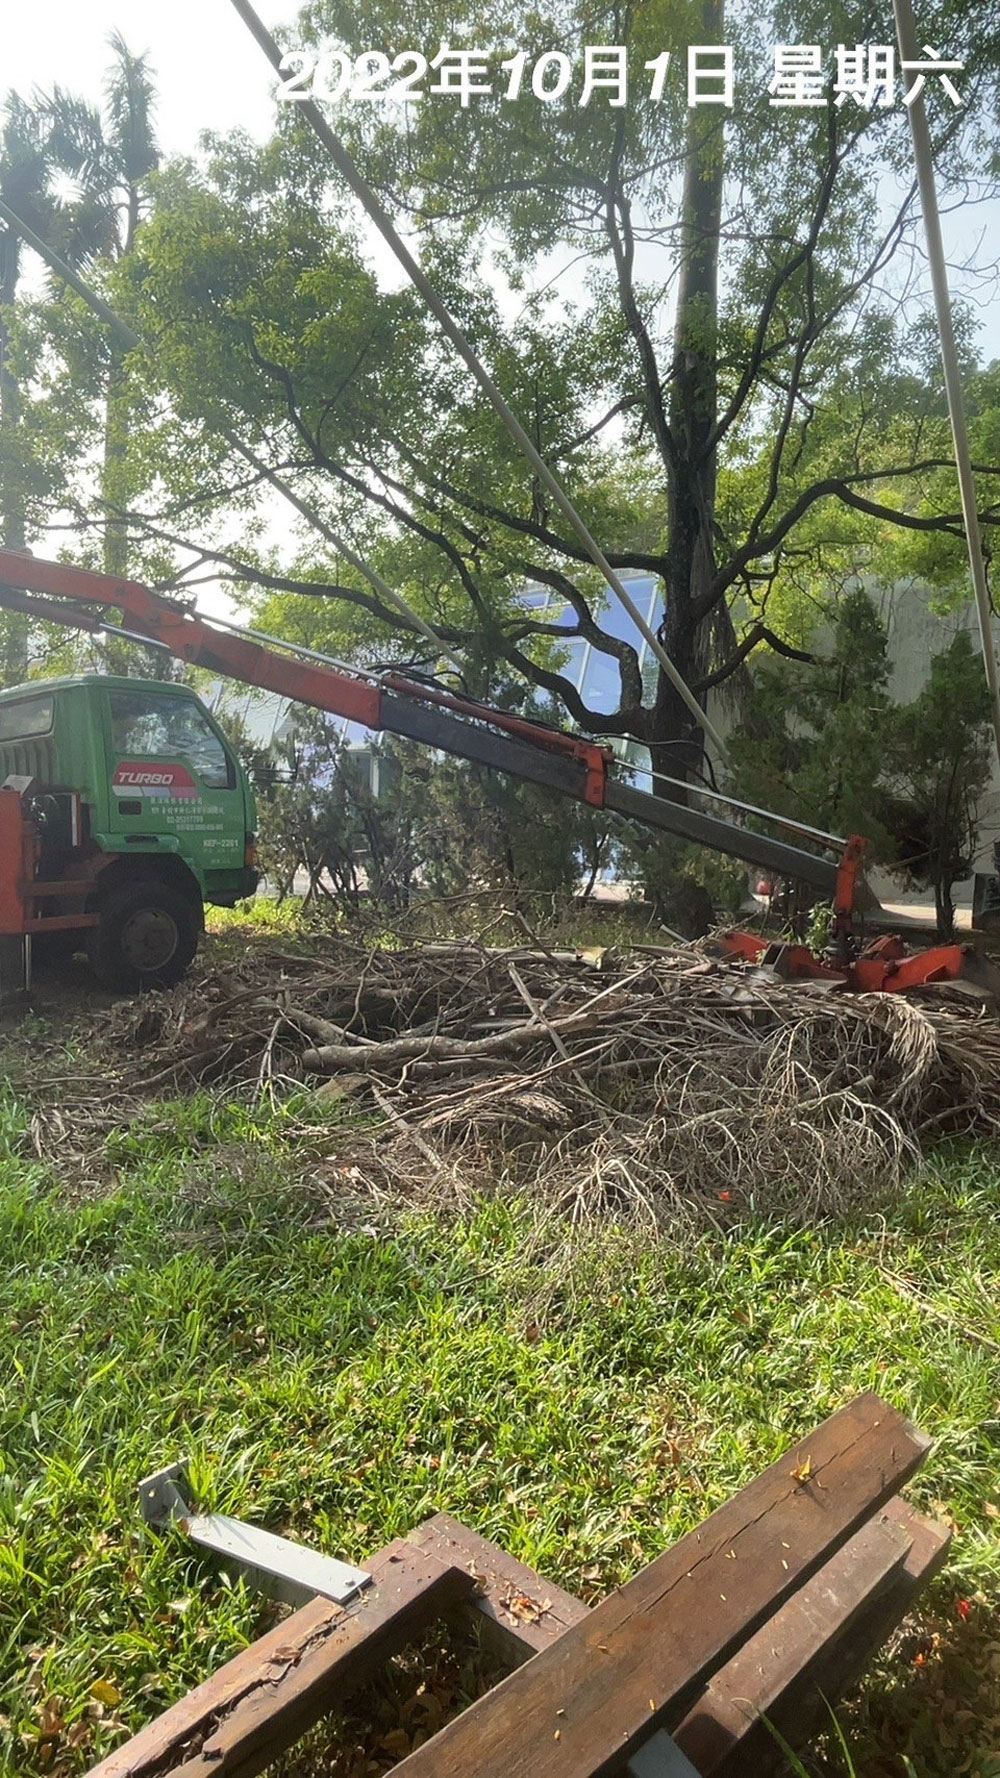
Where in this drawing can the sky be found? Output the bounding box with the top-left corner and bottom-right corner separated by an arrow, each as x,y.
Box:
6,1 -> 999,334
2,1 -> 299,159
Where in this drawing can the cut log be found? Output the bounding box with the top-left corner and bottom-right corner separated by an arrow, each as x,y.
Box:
301,1007 -> 602,1072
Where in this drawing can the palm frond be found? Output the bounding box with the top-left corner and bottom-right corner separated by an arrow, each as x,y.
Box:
104,32 -> 158,187
34,87 -> 109,192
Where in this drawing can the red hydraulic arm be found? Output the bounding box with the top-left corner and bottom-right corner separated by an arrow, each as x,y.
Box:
0,548 -> 983,994
0,547 -> 848,902
0,550 -> 611,792
0,553 -> 384,729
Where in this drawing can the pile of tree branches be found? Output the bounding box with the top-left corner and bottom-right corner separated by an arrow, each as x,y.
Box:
89,937 -> 1000,1228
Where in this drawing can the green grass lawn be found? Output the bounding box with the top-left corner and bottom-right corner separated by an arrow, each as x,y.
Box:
2,1076 -> 1000,1775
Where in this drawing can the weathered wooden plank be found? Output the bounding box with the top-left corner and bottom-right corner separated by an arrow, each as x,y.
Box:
671,1504 -> 913,1772
391,1394 -> 931,1778
414,1502 -> 948,1776
689,1498 -> 951,1778
408,1511 -> 589,1666
86,1542 -> 475,1778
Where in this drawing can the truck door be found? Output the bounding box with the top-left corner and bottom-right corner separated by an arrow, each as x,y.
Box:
104,687 -> 245,878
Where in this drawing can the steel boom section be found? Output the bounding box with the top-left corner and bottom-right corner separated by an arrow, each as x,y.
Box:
379,693 -> 839,894
0,549 -> 839,897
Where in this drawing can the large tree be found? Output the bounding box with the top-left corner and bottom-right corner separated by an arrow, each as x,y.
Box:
13,0 -> 1000,773
38,31 -> 159,575
0,93 -> 59,556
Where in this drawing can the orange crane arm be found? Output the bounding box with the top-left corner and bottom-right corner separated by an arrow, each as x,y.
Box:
0,548 -> 844,896
0,552 -> 383,729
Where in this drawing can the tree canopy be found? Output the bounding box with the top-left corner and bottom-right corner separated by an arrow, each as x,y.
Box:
4,1 -> 1000,771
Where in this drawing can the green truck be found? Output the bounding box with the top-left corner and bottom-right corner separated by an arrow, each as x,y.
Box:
0,674 -> 259,989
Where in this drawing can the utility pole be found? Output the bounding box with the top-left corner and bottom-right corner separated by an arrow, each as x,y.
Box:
892,0 -> 1000,778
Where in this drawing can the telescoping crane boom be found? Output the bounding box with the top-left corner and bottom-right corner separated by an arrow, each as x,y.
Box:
0,546 -> 981,997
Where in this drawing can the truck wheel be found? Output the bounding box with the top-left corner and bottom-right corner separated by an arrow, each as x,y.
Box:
88,880 -> 200,991
31,930 -> 85,974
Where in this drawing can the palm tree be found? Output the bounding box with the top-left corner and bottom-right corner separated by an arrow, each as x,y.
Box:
0,93 -> 66,678
0,41 -> 157,681
44,33 -> 158,259
40,33 -> 159,575
0,93 -> 56,554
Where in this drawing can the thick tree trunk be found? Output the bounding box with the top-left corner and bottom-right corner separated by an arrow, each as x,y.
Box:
101,183 -> 143,579
102,346 -> 129,577
0,236 -> 25,550
934,876 -> 955,942
0,231 -> 31,679
653,0 -> 725,783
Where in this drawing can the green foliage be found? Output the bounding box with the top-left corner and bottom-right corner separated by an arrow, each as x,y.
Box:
239,705 -> 615,914
731,590 -> 996,939
805,899 -> 834,958
4,2 -> 999,757
206,895 -> 306,938
886,629 -> 994,937
729,588 -> 898,856
254,724 -> 423,913
0,35 -> 159,631
611,828 -> 746,935
413,753 -> 613,906
1,1068 -> 1000,1774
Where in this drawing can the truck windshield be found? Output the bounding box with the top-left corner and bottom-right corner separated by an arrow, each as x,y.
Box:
109,690 -> 232,789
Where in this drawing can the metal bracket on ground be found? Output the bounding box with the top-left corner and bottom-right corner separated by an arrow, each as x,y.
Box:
627,1732 -> 704,1777
138,1462 -> 371,1609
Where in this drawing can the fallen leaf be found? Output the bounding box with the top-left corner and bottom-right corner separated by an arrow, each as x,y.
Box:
39,1698 -> 64,1737
579,946 -> 607,968
501,1590 -> 550,1623
379,1729 -> 411,1758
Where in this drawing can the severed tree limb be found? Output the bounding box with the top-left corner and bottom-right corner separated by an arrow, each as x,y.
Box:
301,1008 -> 604,1073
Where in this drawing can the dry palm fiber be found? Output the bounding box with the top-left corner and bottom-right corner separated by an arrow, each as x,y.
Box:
52,938 -> 1000,1227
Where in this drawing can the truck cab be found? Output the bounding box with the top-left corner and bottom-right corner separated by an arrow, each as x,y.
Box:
0,675 -> 258,988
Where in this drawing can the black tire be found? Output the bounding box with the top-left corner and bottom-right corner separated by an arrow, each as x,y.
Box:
87,879 -> 200,991
31,930 -> 86,976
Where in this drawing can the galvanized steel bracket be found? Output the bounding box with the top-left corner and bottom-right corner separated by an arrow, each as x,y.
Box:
138,1462 -> 371,1609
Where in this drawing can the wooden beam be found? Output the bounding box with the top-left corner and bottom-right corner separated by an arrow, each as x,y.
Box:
414,1502 -> 948,1776
86,1542 -> 475,1778
391,1394 -> 931,1778
408,1512 -> 590,1667
686,1498 -> 951,1777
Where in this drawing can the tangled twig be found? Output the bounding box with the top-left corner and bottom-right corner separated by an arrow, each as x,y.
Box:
25,936 -> 1000,1228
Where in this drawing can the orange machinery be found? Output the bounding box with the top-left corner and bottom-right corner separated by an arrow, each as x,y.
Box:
0,546 -> 987,998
